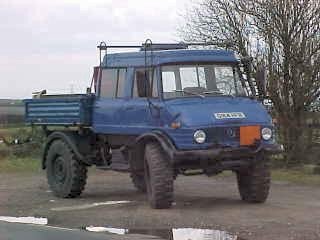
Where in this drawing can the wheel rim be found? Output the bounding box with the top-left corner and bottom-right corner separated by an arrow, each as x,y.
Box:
53,156 -> 67,184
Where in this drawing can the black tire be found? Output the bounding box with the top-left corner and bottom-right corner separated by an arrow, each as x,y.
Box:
236,155 -> 271,203
144,142 -> 174,209
46,140 -> 87,198
130,172 -> 147,192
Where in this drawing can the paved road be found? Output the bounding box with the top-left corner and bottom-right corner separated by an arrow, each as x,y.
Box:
0,222 -> 110,240
0,222 -> 162,240
0,169 -> 319,240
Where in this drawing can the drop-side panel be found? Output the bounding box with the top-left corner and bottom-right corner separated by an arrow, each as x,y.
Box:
24,95 -> 94,126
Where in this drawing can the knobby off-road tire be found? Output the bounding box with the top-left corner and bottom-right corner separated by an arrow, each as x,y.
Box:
130,172 -> 147,193
144,142 -> 174,209
125,148 -> 146,192
237,155 -> 271,203
46,140 -> 88,198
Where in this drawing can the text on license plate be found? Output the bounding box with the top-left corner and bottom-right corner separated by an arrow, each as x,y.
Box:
214,112 -> 246,119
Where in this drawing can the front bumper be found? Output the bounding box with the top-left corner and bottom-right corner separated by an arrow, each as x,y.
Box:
171,143 -> 283,167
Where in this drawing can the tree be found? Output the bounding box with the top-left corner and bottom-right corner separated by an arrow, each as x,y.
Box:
180,0 -> 320,166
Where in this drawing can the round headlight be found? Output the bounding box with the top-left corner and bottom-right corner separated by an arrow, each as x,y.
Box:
261,127 -> 272,140
194,130 -> 206,144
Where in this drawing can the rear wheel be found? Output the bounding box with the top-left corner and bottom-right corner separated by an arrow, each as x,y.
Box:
130,172 -> 147,192
46,140 -> 87,198
236,155 -> 270,203
144,142 -> 174,209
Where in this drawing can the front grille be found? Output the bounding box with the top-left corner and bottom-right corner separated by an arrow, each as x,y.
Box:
205,127 -> 240,146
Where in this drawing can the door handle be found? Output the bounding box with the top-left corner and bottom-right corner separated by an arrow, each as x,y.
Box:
125,106 -> 134,110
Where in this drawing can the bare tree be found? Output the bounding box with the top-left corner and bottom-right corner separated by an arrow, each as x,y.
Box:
238,0 -> 320,165
180,0 -> 320,166
180,0 -> 254,71
180,0 -> 263,94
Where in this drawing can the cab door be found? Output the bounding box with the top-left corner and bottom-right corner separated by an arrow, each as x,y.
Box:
92,68 -> 128,134
122,67 -> 161,134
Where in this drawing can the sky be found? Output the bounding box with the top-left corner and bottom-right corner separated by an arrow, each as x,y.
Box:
0,0 -> 191,99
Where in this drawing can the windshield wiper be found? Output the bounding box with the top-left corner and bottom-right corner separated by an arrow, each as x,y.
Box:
203,90 -> 234,98
174,89 -> 205,99
203,90 -> 223,95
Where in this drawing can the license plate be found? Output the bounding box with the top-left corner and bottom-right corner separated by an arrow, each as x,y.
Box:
214,112 -> 246,119
240,125 -> 261,146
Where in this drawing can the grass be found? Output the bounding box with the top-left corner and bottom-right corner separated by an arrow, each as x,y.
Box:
272,167 -> 320,186
218,166 -> 320,186
0,126 -> 29,139
0,156 -> 41,173
0,154 -> 319,186
0,126 -> 42,173
1,125 -> 319,184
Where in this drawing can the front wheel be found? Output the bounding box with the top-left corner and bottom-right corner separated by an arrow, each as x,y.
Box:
236,155 -> 271,203
144,142 -> 174,209
46,140 -> 88,198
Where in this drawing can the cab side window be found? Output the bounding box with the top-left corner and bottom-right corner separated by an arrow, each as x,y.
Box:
100,69 -> 117,98
133,68 -> 158,98
100,68 -> 127,98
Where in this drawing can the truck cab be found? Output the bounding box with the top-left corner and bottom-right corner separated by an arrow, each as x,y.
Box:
24,42 -> 282,209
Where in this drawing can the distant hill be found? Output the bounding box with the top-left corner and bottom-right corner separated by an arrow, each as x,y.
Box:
0,99 -> 23,106
0,99 -> 24,126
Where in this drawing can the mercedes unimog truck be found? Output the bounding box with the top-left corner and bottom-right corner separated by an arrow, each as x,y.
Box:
24,40 -> 282,209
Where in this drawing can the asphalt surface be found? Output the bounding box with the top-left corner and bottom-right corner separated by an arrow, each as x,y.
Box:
0,222 -> 163,240
0,169 -> 319,240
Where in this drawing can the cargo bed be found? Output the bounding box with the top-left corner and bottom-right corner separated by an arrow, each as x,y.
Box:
24,94 -> 94,126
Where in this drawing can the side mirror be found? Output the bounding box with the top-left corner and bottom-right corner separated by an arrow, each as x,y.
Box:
255,65 -> 267,98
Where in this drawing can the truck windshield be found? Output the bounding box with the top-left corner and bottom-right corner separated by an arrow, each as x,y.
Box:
161,64 -> 247,99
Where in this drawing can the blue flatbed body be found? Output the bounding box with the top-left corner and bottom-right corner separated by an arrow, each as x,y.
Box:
24,94 -> 94,126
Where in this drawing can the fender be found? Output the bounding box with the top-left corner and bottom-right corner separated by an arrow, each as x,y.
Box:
135,130 -> 177,162
42,131 -> 92,169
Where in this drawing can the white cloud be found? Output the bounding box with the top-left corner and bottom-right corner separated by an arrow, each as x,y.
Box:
0,0 -> 189,98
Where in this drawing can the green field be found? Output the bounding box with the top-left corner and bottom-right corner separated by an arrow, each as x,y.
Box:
0,126 -> 43,172
1,125 -> 320,184
0,156 -> 40,173
272,167 -> 320,185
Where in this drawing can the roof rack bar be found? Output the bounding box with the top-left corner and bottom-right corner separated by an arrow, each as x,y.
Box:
96,40 -> 218,70
97,42 -> 216,50
97,45 -> 142,50
184,42 -> 216,46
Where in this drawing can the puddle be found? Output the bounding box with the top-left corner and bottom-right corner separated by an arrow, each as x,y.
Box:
85,226 -> 244,240
0,216 -> 48,225
51,200 -> 131,211
86,226 -> 127,234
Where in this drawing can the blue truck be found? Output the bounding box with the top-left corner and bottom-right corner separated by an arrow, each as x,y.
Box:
24,41 -> 282,209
